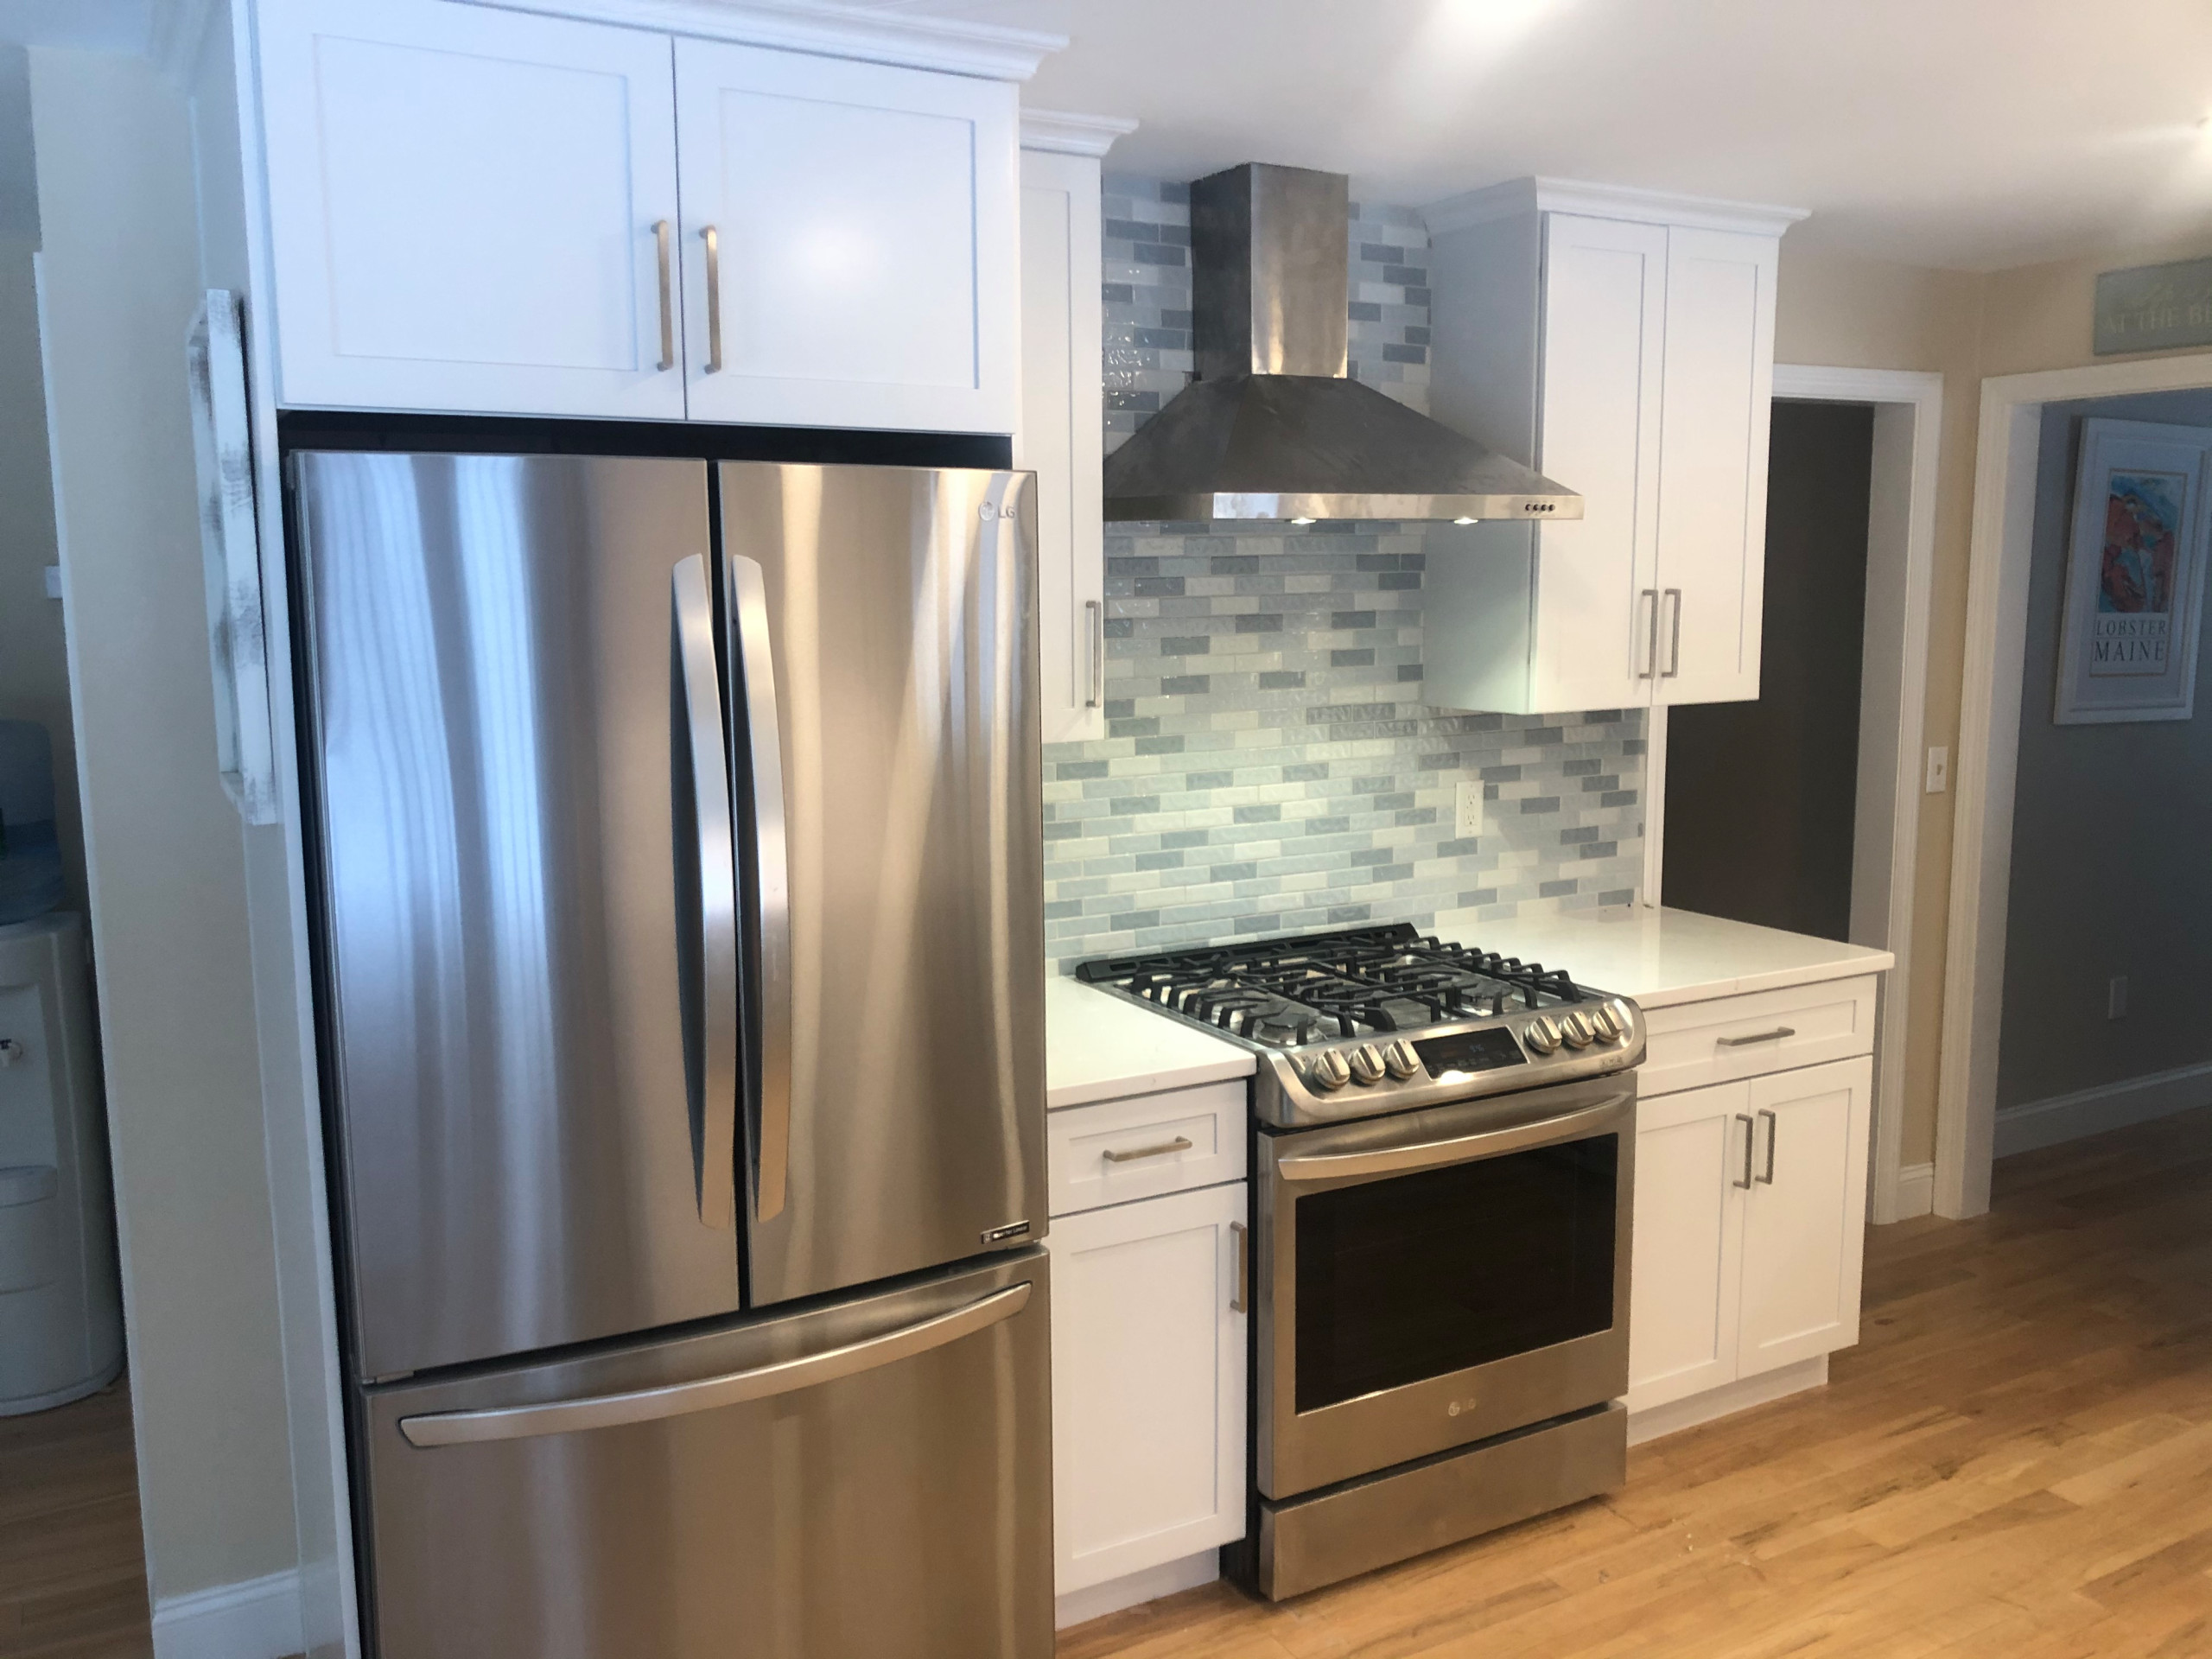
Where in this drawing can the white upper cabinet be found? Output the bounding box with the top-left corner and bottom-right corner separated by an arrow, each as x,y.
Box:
675,41 -> 1019,432
1421,180 -> 1800,715
1019,128 -> 1124,745
252,0 -> 1036,430
258,0 -> 685,418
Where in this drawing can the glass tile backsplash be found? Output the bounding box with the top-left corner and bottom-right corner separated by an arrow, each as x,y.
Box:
1041,177 -> 1646,969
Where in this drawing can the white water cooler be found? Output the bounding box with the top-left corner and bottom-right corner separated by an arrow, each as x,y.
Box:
0,912 -> 124,1414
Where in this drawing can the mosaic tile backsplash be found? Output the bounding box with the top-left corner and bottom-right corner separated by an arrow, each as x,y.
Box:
1041,177 -> 1647,969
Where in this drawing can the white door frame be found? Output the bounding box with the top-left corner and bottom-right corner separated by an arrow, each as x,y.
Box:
1935,350 -> 2212,1217
1649,365 -> 1942,1224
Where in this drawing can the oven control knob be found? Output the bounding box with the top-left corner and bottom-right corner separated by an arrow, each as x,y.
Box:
1525,1016 -> 1562,1055
1308,1049 -> 1352,1091
1382,1039 -> 1421,1080
1560,1011 -> 1595,1048
1588,1005 -> 1621,1042
1348,1044 -> 1387,1085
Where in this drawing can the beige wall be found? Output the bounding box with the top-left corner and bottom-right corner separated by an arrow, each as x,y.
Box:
1775,232 -> 2212,1176
30,45 -> 297,1603
1775,241 -> 1984,1168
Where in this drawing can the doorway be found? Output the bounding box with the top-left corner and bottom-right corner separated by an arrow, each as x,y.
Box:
1665,400 -> 1875,941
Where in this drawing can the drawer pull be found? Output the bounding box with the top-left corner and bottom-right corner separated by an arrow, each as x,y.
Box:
1717,1027 -> 1796,1048
1102,1135 -> 1193,1165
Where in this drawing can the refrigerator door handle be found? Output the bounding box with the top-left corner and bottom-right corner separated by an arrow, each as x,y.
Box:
728,553 -> 791,1222
672,556 -> 739,1230
397,1281 -> 1034,1447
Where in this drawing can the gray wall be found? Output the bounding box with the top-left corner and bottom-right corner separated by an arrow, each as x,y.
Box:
30,44 -> 297,1602
1042,177 -> 1645,968
1996,387 -> 2212,1109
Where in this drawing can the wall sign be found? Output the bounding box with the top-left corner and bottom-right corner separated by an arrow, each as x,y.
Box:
2054,417 -> 2212,724
2093,256 -> 2212,356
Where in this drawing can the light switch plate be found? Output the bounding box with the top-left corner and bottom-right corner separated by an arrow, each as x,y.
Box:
1924,746 -> 1949,793
43,565 -> 60,600
1454,779 -> 1484,838
2109,976 -> 2128,1020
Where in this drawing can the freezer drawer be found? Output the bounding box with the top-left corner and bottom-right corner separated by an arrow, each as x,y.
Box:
358,1249 -> 1052,1659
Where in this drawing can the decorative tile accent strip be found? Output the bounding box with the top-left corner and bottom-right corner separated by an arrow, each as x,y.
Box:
1049,179 -> 1644,969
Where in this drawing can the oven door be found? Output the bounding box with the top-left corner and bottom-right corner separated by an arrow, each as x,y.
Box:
1257,1075 -> 1633,1499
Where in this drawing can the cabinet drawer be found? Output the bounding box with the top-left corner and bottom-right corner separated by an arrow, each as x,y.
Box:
1638,975 -> 1877,1097
1047,1082 -> 1247,1217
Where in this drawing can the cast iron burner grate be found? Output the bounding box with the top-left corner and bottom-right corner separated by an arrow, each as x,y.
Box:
1077,923 -> 1586,1047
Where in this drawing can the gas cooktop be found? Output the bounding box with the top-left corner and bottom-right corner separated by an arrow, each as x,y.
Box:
1077,923 -> 1645,1127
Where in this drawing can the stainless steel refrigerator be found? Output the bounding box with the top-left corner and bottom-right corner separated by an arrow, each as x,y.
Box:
290,451 -> 1049,1659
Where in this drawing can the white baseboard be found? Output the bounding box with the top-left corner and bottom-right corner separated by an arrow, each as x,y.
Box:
153,1567 -> 302,1659
1054,1549 -> 1219,1630
1627,1355 -> 1828,1447
1995,1059 -> 2212,1159
1891,1161 -> 1935,1220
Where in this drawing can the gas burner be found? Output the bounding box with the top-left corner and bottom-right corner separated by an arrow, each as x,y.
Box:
1076,923 -> 1591,1053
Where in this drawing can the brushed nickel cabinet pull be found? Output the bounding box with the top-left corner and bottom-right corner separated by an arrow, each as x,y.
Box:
1717,1027 -> 1796,1047
1639,588 -> 1659,678
702,226 -> 723,374
1758,1109 -> 1777,1185
1085,598 -> 1104,708
1735,1114 -> 1755,1190
1230,1221 -> 1249,1313
1102,1135 -> 1192,1165
652,219 -> 675,372
1662,588 -> 1683,677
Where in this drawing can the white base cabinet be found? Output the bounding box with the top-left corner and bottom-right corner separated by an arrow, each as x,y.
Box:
1049,1183 -> 1247,1595
1044,1076 -> 1247,1604
1628,1029 -> 1872,1418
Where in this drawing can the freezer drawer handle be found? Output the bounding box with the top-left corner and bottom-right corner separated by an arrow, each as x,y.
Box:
397,1281 -> 1033,1448
728,554 -> 791,1222
672,556 -> 738,1231
1275,1092 -> 1630,1184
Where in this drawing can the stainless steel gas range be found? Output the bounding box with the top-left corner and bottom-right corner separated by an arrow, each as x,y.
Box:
1077,923 -> 1646,1599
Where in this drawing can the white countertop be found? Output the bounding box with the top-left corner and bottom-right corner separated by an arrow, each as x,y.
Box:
1436,905 -> 1894,1010
1045,975 -> 1255,1109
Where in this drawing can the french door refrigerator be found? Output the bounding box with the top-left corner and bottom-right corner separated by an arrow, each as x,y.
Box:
290,451 -> 1048,1659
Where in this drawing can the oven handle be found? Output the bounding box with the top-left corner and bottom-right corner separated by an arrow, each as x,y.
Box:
1274,1091 -> 1631,1184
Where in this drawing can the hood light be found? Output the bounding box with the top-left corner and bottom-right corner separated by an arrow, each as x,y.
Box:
1453,516 -> 1477,524
1291,516 -> 1316,525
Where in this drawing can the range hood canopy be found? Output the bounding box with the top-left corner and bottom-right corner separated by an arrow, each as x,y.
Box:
1103,163 -> 1583,525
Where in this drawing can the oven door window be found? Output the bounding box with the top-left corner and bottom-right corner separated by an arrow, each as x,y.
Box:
1294,1134 -> 1618,1414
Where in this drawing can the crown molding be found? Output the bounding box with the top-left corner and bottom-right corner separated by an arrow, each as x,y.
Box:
1020,108 -> 1137,158
1425,175 -> 1810,238
461,0 -> 1064,79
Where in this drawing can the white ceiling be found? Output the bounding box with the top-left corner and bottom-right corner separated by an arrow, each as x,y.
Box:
862,0 -> 2212,271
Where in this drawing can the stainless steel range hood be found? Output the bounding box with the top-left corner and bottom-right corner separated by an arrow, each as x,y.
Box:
1103,163 -> 1582,524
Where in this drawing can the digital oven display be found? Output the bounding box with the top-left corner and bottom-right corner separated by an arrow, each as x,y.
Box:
1411,1027 -> 1529,1081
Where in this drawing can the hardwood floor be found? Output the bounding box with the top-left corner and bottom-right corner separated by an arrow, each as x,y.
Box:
1060,1105 -> 2212,1659
0,1381 -> 151,1659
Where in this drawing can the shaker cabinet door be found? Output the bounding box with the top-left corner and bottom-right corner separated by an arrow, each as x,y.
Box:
1625,1081 -> 1748,1412
257,0 -> 685,419
1653,226 -> 1778,707
675,39 -> 1019,433
1737,1057 -> 1872,1377
1020,148 -> 1108,744
1532,213 -> 1669,713
1048,1183 -> 1247,1595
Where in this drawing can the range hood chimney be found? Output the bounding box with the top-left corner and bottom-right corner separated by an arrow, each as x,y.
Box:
1103,163 -> 1582,524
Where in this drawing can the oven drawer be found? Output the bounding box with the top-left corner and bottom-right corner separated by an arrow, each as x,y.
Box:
1637,976 -> 1878,1097
1047,1081 -> 1248,1217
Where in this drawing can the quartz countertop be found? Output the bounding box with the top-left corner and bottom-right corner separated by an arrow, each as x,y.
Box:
1045,974 -> 1255,1109
1433,905 -> 1894,1011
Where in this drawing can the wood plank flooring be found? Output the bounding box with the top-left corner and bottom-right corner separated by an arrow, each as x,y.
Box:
1060,1105 -> 2212,1659
0,1380 -> 151,1659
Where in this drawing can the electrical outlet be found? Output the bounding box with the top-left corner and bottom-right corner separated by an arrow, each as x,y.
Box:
1924,746 -> 1949,793
1454,779 -> 1484,839
2109,976 -> 2128,1020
